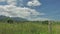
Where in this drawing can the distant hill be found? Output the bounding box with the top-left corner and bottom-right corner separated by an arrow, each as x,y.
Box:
11,17 -> 28,21
0,15 -> 28,22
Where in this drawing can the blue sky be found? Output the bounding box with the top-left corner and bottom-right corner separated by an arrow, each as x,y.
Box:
39,0 -> 60,20
0,0 -> 60,21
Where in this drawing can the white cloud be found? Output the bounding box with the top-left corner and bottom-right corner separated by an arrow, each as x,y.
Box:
0,5 -> 45,20
0,0 -> 17,5
0,0 -> 49,21
0,0 -> 21,6
0,0 -> 5,2
7,0 -> 17,5
0,0 -> 23,7
27,0 -> 41,6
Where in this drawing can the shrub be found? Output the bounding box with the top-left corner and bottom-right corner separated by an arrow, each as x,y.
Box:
42,20 -> 49,25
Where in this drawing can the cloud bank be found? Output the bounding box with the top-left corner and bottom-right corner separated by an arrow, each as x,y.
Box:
0,5 -> 44,18
0,0 -> 49,21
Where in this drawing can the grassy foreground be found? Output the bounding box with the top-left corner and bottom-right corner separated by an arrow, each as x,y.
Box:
0,22 -> 59,34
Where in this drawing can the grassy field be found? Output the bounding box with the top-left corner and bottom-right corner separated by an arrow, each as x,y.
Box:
0,22 -> 59,34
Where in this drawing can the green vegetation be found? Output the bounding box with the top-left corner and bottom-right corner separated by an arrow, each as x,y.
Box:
0,21 -> 60,34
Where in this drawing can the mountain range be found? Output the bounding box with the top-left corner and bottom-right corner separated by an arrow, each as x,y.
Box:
0,15 -> 28,22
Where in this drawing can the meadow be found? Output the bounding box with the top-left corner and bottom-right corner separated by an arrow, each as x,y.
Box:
0,22 -> 60,34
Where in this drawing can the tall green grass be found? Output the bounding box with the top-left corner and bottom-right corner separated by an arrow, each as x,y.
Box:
0,22 -> 59,34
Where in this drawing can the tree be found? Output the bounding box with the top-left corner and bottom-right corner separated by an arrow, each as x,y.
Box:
7,19 -> 14,23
